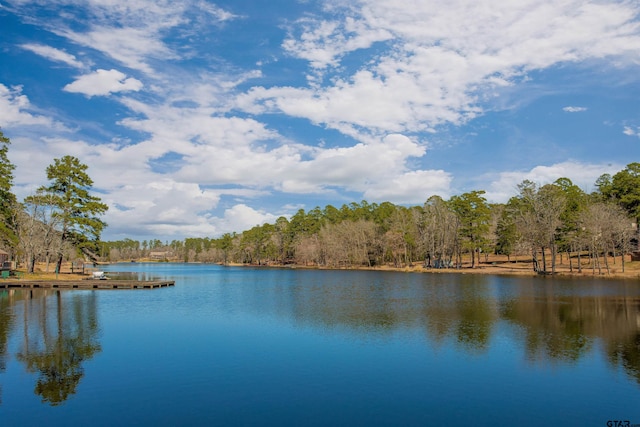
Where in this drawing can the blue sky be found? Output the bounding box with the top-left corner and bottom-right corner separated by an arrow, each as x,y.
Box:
1,0 -> 639,241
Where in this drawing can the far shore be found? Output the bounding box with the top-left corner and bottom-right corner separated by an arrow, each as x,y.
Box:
9,254 -> 639,282
223,257 -> 640,280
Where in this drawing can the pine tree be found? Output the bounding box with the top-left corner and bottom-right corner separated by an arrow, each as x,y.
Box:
39,156 -> 108,271
0,128 -> 18,250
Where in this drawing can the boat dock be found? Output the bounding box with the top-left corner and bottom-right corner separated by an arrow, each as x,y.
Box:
0,280 -> 175,290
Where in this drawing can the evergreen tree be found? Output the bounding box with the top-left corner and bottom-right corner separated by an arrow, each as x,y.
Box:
611,163 -> 640,222
449,190 -> 491,268
39,156 -> 108,271
0,128 -> 18,250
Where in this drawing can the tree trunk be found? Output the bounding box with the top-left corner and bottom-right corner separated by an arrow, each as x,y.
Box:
612,244 -> 617,265
56,254 -> 63,274
28,253 -> 36,273
471,243 -> 476,268
577,250 -> 582,273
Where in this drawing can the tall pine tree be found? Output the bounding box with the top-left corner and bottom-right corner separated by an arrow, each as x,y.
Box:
39,155 -> 108,271
0,128 -> 18,250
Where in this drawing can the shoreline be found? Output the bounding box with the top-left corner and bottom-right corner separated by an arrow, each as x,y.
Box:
226,261 -> 640,280
13,257 -> 640,282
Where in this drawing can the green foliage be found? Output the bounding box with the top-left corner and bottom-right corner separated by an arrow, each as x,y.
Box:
449,190 -> 491,267
216,233 -> 235,264
0,129 -> 15,202
553,177 -> 588,250
0,128 -> 18,249
594,173 -> 613,199
495,203 -> 517,256
611,163 -> 640,221
595,163 -> 640,221
38,156 -> 108,264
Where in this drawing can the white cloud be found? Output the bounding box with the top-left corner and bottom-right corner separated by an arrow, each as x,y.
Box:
363,170 -> 452,204
117,98 -> 434,198
104,179 -> 221,237
195,0 -> 237,23
0,84 -> 59,128
61,27 -> 177,76
44,0 -> 236,76
563,106 -> 587,112
9,131 -> 280,239
283,16 -> 393,69
63,69 -> 143,97
20,43 -> 85,69
623,126 -> 640,138
258,0 -> 640,135
211,204 -> 279,235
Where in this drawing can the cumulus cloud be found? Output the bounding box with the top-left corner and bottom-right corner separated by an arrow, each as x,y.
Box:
363,170 -> 452,204
8,133 -> 271,238
563,106 -> 587,112
104,179 -> 221,237
63,69 -> 143,97
117,97 -> 435,198
211,204 -> 279,236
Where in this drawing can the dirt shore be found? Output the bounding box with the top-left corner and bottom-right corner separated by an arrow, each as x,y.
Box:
233,253 -> 640,280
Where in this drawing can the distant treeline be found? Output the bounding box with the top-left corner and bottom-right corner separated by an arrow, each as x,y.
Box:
101,163 -> 640,275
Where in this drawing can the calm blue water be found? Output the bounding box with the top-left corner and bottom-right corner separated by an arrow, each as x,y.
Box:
1,263 -> 639,426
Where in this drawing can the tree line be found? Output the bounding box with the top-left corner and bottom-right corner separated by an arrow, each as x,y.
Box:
101,164 -> 639,275
1,127 -> 638,274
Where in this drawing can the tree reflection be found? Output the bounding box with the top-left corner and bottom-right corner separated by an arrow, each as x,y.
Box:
502,296 -> 594,363
502,291 -> 640,383
454,278 -> 496,353
0,290 -> 15,405
259,274 -> 640,382
16,290 -> 101,405
608,333 -> 640,384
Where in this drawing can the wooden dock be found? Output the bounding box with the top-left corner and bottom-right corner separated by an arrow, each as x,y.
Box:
0,280 -> 175,290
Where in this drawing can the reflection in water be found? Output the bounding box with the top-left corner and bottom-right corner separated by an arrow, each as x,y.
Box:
502,292 -> 640,380
1,290 -> 101,406
231,271 -> 640,384
0,290 -> 16,405
609,332 -> 640,383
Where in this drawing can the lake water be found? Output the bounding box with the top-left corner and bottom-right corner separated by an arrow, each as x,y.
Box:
1,263 -> 639,426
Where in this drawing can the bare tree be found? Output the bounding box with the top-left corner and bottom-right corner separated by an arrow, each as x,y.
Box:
511,181 -> 566,273
319,220 -> 378,267
19,192 -> 63,272
580,202 -> 634,275
417,196 -> 459,268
